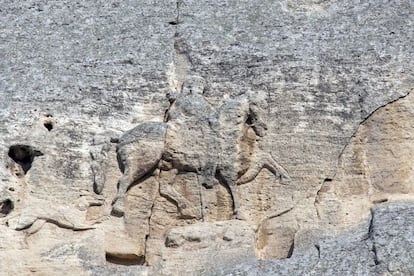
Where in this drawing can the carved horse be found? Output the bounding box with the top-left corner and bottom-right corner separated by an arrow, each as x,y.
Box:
111,95 -> 290,218
112,76 -> 289,217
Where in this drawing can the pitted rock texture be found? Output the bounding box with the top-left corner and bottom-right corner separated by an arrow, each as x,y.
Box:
0,0 -> 414,275
219,202 -> 414,276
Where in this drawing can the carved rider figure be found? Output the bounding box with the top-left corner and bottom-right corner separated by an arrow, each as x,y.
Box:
163,76 -> 219,189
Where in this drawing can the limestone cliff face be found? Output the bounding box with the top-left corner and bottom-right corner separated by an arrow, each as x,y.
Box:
0,1 -> 413,275
316,92 -> 414,230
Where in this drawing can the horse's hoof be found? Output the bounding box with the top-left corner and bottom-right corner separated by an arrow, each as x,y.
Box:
111,201 -> 125,217
232,210 -> 248,221
280,177 -> 291,185
202,183 -> 214,189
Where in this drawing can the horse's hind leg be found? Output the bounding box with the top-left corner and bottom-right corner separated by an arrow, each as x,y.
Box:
225,182 -> 248,220
227,184 -> 239,218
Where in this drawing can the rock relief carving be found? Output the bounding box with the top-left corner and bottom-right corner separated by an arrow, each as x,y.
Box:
1,144 -> 105,234
0,76 -> 289,238
112,76 -> 290,219
111,122 -> 167,216
6,190 -> 104,234
90,137 -> 111,195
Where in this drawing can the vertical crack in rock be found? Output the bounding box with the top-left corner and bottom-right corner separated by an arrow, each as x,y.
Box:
309,243 -> 322,273
367,209 -> 380,265
143,178 -> 157,265
315,243 -> 321,259
313,91 -> 412,218
286,239 -> 295,258
168,0 -> 192,93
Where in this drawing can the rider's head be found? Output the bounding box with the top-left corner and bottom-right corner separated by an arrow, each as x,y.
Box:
248,90 -> 268,110
182,76 -> 206,95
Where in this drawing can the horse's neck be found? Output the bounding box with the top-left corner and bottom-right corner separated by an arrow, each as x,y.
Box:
220,99 -> 249,121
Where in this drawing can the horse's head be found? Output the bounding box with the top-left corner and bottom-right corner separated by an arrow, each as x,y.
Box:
247,91 -> 269,137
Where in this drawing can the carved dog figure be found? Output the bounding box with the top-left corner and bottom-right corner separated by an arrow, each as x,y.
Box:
3,190 -> 104,235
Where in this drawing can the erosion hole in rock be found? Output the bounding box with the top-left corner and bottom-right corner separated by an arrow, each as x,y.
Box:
0,199 -> 14,217
246,113 -> 254,126
105,253 -> 145,266
8,144 -> 44,174
43,122 -> 53,131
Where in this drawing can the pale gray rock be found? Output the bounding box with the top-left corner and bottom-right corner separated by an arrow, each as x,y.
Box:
220,202 -> 414,276
369,203 -> 414,274
0,0 -> 413,275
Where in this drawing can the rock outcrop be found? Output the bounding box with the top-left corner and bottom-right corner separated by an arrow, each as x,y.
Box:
0,0 -> 413,275
221,202 -> 414,275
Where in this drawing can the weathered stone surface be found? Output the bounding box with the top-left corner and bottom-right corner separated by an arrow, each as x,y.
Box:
220,202 -> 414,276
0,0 -> 414,275
316,91 -> 414,230
160,220 -> 256,275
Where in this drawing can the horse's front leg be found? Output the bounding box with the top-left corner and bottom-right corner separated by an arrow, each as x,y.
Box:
236,151 -> 289,185
111,168 -> 133,216
228,183 -> 249,220
263,152 -> 290,183
159,169 -> 191,212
